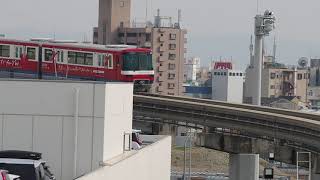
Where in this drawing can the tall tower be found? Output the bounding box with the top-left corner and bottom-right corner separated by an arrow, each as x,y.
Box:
98,0 -> 131,45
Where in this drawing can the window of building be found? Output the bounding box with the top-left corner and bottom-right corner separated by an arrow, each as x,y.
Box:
170,34 -> 176,40
240,73 -> 243,77
168,73 -> 176,79
120,1 -> 125,7
236,73 -> 239,76
0,45 -> 10,58
161,34 -> 164,37
118,33 -> 125,37
304,73 -> 308,79
224,72 -> 227,76
297,73 -> 303,80
160,53 -> 163,57
127,33 -> 137,37
232,73 -> 236,76
169,44 -> 176,50
270,73 -> 276,79
168,83 -> 175,89
214,72 -> 218,76
168,63 -> 176,70
309,90 -> 313,96
146,33 -> 151,41
160,43 -> 163,47
270,85 -> 275,89
229,72 -> 232,76
169,53 -> 176,60
27,47 -> 36,60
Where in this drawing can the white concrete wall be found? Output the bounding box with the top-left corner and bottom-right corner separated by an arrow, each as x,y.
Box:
212,70 -> 244,103
0,80 -> 133,180
227,72 -> 244,103
76,136 -> 171,180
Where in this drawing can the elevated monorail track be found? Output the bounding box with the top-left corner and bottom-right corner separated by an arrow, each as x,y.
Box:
133,94 -> 320,153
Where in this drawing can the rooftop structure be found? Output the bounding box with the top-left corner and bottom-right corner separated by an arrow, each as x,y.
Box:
212,69 -> 244,103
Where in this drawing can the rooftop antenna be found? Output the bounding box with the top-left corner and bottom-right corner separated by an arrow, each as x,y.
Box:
257,0 -> 259,13
178,9 -> 182,27
145,0 -> 148,22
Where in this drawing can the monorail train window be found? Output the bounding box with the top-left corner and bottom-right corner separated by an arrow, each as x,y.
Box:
98,54 -> 105,67
68,51 -> 93,65
68,51 -> 76,64
15,46 -> 23,58
44,49 -> 53,61
85,53 -> 93,66
77,53 -> 85,64
107,54 -> 113,69
57,51 -> 64,62
0,45 -> 10,57
27,47 -> 36,60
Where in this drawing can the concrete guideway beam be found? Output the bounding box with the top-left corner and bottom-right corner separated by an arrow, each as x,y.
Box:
229,154 -> 259,180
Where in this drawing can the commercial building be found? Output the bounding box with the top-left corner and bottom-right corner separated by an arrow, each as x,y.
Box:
212,69 -> 244,103
184,57 -> 201,84
97,0 -> 131,44
0,80 -> 171,180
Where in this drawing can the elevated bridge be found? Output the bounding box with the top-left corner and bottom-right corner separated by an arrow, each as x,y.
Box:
133,94 -> 320,179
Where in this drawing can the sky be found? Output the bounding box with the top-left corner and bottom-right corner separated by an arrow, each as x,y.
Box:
1,0 -> 320,70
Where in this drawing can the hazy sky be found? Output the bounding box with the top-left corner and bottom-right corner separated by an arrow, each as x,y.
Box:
2,0 -> 320,70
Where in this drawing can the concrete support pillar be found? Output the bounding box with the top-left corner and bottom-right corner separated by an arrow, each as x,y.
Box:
229,154 -> 259,180
312,155 -> 320,180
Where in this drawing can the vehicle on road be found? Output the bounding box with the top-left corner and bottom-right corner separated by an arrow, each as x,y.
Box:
0,151 -> 55,180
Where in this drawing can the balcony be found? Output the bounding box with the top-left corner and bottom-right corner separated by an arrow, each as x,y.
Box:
158,66 -> 166,72
158,75 -> 165,82
158,56 -> 166,62
158,46 -> 165,52
159,36 -> 165,42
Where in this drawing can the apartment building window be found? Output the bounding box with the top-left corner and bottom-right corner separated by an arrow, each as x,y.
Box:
168,93 -> 175,95
304,73 -> 308,79
146,33 -> 151,41
160,43 -> 163,47
168,63 -> 176,70
169,53 -> 176,60
168,83 -> 175,89
120,1 -> 125,7
160,53 -> 163,57
270,85 -> 275,89
170,34 -> 177,40
169,44 -> 176,50
168,73 -> 176,79
127,33 -> 137,37
270,73 -> 276,79
298,73 -> 303,80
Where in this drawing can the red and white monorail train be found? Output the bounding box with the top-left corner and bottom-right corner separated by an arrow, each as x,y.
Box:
0,38 -> 154,90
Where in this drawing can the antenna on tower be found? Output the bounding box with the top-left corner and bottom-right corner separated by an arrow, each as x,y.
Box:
250,35 -> 254,66
145,0 -> 148,22
256,0 -> 259,13
272,35 -> 277,63
178,9 -> 182,27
